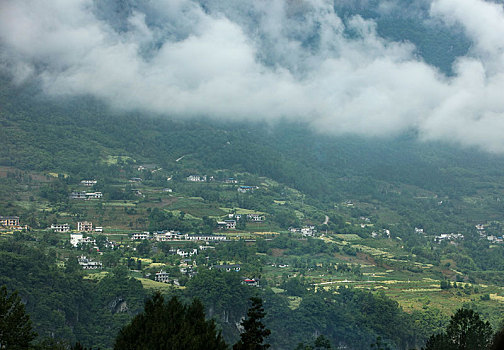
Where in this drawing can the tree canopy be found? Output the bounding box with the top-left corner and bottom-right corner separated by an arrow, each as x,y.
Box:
114,293 -> 228,350
0,285 -> 37,349
233,297 -> 271,350
424,308 -> 493,350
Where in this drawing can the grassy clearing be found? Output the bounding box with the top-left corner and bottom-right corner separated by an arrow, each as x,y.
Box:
287,296 -> 302,310
333,234 -> 362,241
136,277 -> 183,292
168,198 -> 224,217
103,155 -> 135,165
83,271 -> 109,281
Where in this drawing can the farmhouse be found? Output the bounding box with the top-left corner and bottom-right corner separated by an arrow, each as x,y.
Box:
290,225 -> 317,236
70,191 -> 103,200
210,264 -> 241,272
77,221 -> 93,232
176,248 -> 198,258
155,271 -> 171,283
187,175 -> 207,182
237,186 -> 258,193
242,278 -> 259,287
70,234 -> 96,247
187,234 -> 226,241
0,216 -> 20,227
131,232 -> 150,240
80,180 -> 97,186
217,220 -> 236,230
78,256 -> 102,270
231,213 -> 265,222
154,230 -> 186,241
85,192 -> 103,199
51,223 -> 70,232
434,233 -> 464,243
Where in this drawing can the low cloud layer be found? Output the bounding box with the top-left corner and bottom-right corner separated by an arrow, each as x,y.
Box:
1,0 -> 504,152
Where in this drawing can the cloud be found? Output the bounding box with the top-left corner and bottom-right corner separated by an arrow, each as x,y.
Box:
1,0 -> 504,152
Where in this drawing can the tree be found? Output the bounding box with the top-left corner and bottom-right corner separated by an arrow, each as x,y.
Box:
424,308 -> 493,350
233,297 -> 271,350
114,293 -> 228,350
370,336 -> 391,350
0,286 -> 37,349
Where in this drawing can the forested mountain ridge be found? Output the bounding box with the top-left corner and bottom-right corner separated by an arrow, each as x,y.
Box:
3,72 -> 504,349
3,0 -> 504,348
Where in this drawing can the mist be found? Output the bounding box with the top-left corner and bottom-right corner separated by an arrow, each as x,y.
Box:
1,0 -> 504,152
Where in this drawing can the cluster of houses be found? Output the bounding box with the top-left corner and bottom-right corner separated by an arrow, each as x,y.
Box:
154,264 -> 258,287
131,230 -> 227,242
434,233 -> 464,243
414,224 -> 504,244
289,226 -> 317,237
0,216 -> 28,230
476,224 -> 504,243
228,213 -> 265,222
214,213 -> 266,230
186,175 -> 241,184
70,234 -> 96,247
371,229 -> 391,238
78,256 -> 102,269
50,221 -> 102,233
70,233 -> 114,249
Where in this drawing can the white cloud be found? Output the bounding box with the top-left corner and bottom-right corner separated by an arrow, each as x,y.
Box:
1,0 -> 504,152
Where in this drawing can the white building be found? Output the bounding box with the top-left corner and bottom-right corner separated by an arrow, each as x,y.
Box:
77,221 -> 93,232
217,220 -> 236,230
237,186 -> 258,193
434,233 -> 464,243
70,234 -> 83,247
80,180 -> 97,186
132,232 -> 150,240
187,175 -> 207,182
230,213 -> 265,222
187,235 -> 226,241
51,223 -> 70,232
290,226 -> 317,236
176,248 -> 198,258
78,256 -> 102,269
210,264 -> 241,272
85,192 -> 103,199
301,226 -> 316,236
154,231 -> 186,241
155,271 -> 171,283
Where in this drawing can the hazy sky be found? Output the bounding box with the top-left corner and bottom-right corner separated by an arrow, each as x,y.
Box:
1,0 -> 504,152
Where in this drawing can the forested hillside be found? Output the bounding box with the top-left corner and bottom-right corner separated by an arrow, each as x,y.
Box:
3,0 -> 504,348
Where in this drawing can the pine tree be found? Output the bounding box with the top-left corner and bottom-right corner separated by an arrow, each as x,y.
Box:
233,297 -> 271,350
114,292 -> 227,350
0,285 -> 37,349
423,308 -> 493,350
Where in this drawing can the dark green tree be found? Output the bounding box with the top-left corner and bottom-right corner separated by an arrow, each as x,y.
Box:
0,286 -> 37,349
233,297 -> 271,350
313,335 -> 332,349
424,308 -> 493,350
489,325 -> 504,350
370,336 -> 391,350
114,292 -> 227,350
